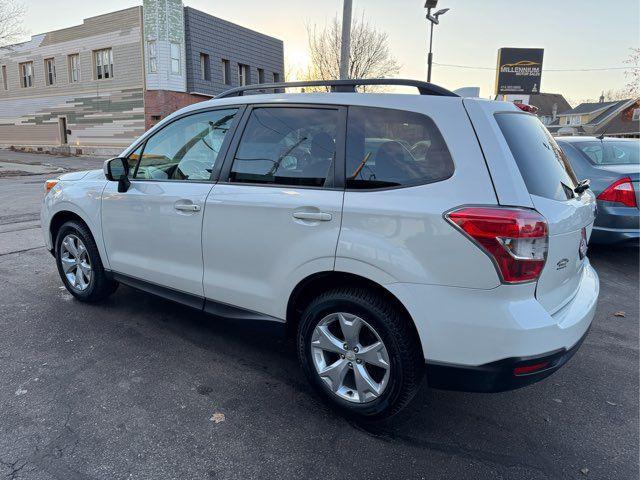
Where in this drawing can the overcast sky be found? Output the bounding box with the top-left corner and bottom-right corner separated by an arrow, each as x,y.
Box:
20,0 -> 640,101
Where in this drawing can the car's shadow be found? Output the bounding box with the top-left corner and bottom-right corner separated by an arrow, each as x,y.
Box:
88,243 -> 636,478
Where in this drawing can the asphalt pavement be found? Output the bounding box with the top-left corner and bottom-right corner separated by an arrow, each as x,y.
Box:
0,151 -> 638,480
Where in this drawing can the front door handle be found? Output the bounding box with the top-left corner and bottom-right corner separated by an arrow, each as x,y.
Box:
292,211 -> 332,221
174,203 -> 201,212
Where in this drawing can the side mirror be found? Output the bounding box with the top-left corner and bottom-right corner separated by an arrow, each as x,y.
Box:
103,157 -> 131,193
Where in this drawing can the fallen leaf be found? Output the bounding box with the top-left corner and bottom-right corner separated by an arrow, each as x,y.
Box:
15,388 -> 27,396
580,467 -> 589,475
553,398 -> 562,403
613,311 -> 626,317
210,412 -> 225,424
606,401 -> 618,406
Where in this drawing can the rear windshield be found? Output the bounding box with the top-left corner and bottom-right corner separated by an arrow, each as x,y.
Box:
572,140 -> 640,165
495,112 -> 578,201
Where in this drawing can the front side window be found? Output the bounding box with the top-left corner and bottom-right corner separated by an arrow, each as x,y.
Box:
345,106 -> 454,189
95,48 -> 113,79
68,54 -> 80,83
170,43 -> 181,74
230,107 -> 338,187
133,109 -> 239,181
19,62 -> 33,88
147,41 -> 157,73
45,58 -> 56,86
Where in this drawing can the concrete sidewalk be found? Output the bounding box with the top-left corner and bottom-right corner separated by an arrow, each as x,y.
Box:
0,149 -> 107,176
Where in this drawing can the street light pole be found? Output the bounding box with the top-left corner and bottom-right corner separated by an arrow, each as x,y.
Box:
424,1 -> 449,83
427,10 -> 434,82
339,0 -> 353,80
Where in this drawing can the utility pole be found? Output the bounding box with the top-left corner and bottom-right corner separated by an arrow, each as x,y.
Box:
339,0 -> 353,80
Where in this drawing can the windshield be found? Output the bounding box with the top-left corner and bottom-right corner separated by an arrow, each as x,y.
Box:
573,140 -> 640,166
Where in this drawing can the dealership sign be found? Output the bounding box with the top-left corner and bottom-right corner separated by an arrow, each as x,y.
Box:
495,48 -> 544,95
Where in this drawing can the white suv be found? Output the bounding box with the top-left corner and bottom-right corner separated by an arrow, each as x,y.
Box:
42,79 -> 599,418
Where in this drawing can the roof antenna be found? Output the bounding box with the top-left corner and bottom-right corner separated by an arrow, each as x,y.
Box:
597,126 -> 608,141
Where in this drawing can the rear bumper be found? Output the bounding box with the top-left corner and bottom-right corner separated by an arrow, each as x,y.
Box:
385,261 -> 599,391
425,326 -> 590,392
591,202 -> 639,244
590,226 -> 639,245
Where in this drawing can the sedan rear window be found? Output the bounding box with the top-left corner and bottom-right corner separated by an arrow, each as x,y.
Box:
573,140 -> 640,165
496,112 -> 578,201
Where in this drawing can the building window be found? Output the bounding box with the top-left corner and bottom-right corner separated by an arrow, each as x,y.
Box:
200,52 -> 210,81
221,59 -> 230,85
68,54 -> 80,83
44,58 -> 56,86
258,68 -> 265,84
94,48 -> 113,80
632,108 -> 640,122
19,62 -> 33,88
147,41 -> 157,73
570,115 -> 581,126
170,42 -> 181,74
273,72 -> 280,83
238,63 -> 249,86
1,65 -> 7,90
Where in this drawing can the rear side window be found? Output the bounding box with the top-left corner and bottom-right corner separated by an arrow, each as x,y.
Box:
572,140 -> 640,166
229,107 -> 338,187
496,112 -> 578,201
346,106 -> 454,189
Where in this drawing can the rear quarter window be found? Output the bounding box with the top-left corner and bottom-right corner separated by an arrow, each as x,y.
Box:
345,106 -> 454,189
495,112 -> 578,201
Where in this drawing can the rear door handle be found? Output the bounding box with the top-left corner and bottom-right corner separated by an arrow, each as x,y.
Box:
174,203 -> 201,212
292,211 -> 332,221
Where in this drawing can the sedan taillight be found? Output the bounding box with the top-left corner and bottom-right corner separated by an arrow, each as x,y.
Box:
597,177 -> 637,208
445,207 -> 548,284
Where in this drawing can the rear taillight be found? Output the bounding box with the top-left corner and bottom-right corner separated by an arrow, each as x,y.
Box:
597,177 -> 637,208
514,103 -> 539,114
445,207 -> 548,284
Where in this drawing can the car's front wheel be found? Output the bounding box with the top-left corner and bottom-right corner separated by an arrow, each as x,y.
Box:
297,287 -> 424,419
55,220 -> 118,302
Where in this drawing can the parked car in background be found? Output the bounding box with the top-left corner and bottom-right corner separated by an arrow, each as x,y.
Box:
41,79 -> 599,419
557,137 -> 639,245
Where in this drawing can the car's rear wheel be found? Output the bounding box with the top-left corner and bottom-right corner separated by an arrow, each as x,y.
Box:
55,220 -> 118,302
297,287 -> 424,419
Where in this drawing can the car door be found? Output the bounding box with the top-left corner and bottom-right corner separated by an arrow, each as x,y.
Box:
102,107 -> 241,298
202,104 -> 346,319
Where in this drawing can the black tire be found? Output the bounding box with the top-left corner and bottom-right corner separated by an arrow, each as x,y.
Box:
54,220 -> 118,302
297,287 -> 424,420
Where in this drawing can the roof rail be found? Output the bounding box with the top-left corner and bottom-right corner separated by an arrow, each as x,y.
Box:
215,78 -> 459,99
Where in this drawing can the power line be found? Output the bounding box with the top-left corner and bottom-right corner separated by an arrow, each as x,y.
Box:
433,62 -> 635,72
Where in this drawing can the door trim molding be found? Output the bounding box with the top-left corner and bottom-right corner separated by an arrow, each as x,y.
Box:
107,271 -> 284,323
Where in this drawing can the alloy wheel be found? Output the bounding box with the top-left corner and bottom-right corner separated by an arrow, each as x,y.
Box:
311,312 -> 391,403
60,234 -> 92,291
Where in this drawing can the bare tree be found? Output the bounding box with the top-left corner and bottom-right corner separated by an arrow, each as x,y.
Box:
305,12 -> 400,86
623,47 -> 640,96
0,0 -> 25,47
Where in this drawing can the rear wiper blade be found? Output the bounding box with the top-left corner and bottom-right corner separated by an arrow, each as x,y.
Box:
574,179 -> 590,194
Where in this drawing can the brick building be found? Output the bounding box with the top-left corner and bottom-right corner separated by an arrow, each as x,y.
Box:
0,0 -> 284,155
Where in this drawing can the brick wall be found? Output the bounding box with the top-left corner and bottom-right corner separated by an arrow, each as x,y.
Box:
144,90 -> 209,129
184,7 -> 284,97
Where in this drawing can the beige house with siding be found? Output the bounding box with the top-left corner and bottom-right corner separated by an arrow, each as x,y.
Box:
0,0 -> 284,156
0,7 -> 146,155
